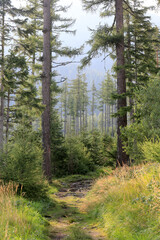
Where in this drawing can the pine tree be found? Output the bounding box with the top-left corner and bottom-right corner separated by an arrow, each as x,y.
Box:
42,0 -> 52,180
124,0 -> 159,121
0,0 -> 13,151
91,80 -> 97,131
98,71 -> 116,135
82,0 -> 128,165
66,69 -> 88,135
115,0 -> 128,165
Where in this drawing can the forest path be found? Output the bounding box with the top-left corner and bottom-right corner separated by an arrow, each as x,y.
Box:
48,178 -> 107,240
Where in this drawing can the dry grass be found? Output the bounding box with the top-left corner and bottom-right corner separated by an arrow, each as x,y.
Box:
81,163 -> 160,240
0,181 -> 48,239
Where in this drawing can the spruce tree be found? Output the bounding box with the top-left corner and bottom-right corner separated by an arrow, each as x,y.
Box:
42,0 -> 52,180
82,0 -> 128,165
124,0 -> 159,121
0,0 -> 13,151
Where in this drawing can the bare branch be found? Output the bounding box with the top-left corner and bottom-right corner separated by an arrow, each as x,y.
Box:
52,61 -> 79,68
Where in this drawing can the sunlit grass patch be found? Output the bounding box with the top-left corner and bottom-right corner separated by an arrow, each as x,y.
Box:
66,226 -> 93,240
81,163 -> 160,240
0,181 -> 49,239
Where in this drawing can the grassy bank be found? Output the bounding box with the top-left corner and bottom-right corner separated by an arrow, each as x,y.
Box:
0,182 -> 49,239
81,163 -> 160,240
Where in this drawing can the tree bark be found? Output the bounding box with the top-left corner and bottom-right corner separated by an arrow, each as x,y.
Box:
101,104 -> 104,133
107,104 -> 110,134
6,91 -> 10,145
64,83 -> 67,137
111,104 -> 114,137
105,103 -> 107,134
91,82 -> 95,131
42,0 -> 52,180
0,1 -> 5,152
115,0 -> 128,166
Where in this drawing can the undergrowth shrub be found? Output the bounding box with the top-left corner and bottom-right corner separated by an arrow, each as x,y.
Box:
80,131 -> 116,167
0,126 -> 48,199
52,131 -> 116,177
122,77 -> 160,164
121,122 -> 146,162
53,136 -> 94,176
141,138 -> 160,162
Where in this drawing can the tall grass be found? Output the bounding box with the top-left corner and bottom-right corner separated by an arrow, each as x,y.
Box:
81,163 -> 160,240
0,181 -> 48,239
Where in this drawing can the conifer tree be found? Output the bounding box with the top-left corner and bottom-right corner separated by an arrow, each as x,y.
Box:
14,0 -> 80,179
124,0 -> 159,121
91,80 -> 97,131
42,0 -> 52,180
82,0 -> 128,165
0,0 -> 13,151
99,72 -> 116,135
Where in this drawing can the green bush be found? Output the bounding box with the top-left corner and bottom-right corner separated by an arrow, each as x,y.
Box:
121,76 -> 160,163
141,139 -> 160,163
81,131 -> 116,167
121,122 -> 147,163
51,130 -> 116,177
57,136 -> 94,176
0,126 -> 48,199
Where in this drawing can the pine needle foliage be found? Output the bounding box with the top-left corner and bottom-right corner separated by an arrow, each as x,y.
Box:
0,126 -> 48,199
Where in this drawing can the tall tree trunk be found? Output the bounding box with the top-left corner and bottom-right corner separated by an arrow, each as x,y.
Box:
104,103 -> 107,134
42,0 -> 51,180
0,1 -> 5,152
6,91 -> 10,145
126,1 -> 134,122
114,103 -> 117,130
101,104 -> 104,133
107,104 -> 110,134
85,109 -> 88,130
115,0 -> 128,166
91,89 -> 94,131
64,84 -> 67,137
111,104 -> 114,137
79,79 -> 82,133
76,115 -> 79,135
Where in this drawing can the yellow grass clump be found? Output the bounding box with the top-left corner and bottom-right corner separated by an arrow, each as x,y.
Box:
0,181 -> 47,240
81,163 -> 160,240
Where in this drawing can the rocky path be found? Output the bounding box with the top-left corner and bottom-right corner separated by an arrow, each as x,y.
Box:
48,178 -> 107,240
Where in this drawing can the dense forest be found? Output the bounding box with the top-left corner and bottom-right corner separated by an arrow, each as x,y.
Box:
0,0 -> 160,239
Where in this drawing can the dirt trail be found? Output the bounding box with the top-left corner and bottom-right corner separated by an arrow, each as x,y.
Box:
49,179 -> 107,240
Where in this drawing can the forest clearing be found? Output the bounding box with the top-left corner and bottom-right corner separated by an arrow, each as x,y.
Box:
0,0 -> 160,239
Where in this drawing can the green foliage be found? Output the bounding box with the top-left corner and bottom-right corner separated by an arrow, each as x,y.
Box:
62,136 -> 93,176
122,75 -> 160,162
0,126 -> 48,199
52,129 -> 116,177
121,122 -> 146,162
51,130 -> 94,177
0,183 -> 49,240
141,139 -> 160,163
81,131 -> 116,167
66,226 -> 92,240
137,76 -> 160,136
50,108 -> 67,177
83,164 -> 160,240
